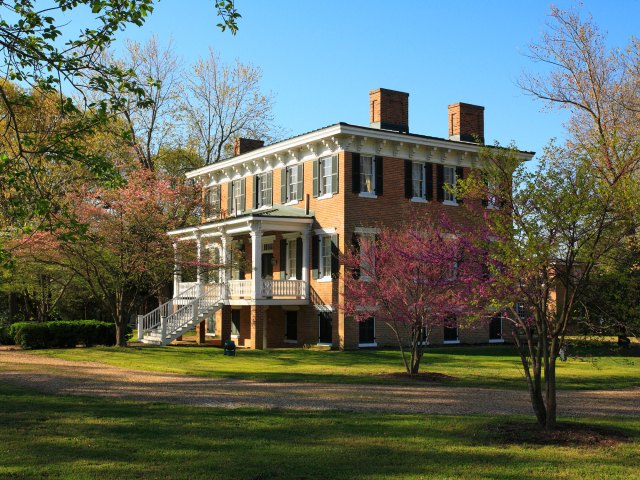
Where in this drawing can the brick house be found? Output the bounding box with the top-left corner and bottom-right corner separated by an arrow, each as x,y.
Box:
137,88 -> 534,349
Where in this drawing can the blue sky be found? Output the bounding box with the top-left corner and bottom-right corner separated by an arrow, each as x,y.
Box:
101,0 -> 639,159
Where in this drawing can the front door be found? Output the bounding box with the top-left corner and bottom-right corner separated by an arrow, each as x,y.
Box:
318,312 -> 332,344
359,317 -> 375,345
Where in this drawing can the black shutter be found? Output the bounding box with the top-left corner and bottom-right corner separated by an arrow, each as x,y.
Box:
311,235 -> 319,279
227,182 -> 233,213
279,238 -> 287,279
330,234 -> 339,279
253,176 -> 258,209
456,166 -> 464,204
425,163 -> 433,200
331,155 -> 339,194
312,159 -> 319,197
352,153 -> 361,194
436,164 -> 444,202
375,156 -> 383,196
404,160 -> 412,198
281,168 -> 287,203
296,237 -> 303,280
351,233 -> 360,279
297,164 -> 304,200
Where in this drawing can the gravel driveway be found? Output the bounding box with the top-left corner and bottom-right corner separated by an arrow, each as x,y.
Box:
1,350 -> 638,417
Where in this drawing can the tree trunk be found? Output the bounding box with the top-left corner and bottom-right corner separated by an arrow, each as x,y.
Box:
545,350 -> 558,430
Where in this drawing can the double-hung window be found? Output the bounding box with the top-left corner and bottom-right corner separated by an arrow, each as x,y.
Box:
255,172 -> 272,209
230,179 -> 245,214
282,165 -> 303,203
320,236 -> 332,279
286,239 -> 297,279
412,162 -> 429,200
204,185 -> 221,219
321,157 -> 333,196
360,156 -> 375,194
443,166 -> 457,204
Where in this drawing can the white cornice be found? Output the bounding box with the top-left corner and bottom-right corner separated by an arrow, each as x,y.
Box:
188,124 -> 535,184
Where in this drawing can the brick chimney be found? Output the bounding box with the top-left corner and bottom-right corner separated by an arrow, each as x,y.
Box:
448,103 -> 484,143
234,137 -> 264,156
369,88 -> 409,133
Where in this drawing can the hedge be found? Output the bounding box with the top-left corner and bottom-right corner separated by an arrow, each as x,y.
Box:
9,320 -> 116,349
0,326 -> 13,345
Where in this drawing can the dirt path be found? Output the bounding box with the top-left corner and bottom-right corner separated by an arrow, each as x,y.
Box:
1,350 -> 638,417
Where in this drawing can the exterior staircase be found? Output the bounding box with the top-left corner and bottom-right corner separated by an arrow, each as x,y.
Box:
137,284 -> 223,346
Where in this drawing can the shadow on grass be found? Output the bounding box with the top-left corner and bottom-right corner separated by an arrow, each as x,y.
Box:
1,383 -> 639,480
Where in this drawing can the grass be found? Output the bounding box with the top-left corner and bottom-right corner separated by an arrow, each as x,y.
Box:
26,343 -> 640,390
0,383 -> 638,479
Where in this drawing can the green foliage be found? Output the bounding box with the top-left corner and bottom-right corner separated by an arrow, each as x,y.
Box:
9,320 -> 116,349
0,326 -> 14,345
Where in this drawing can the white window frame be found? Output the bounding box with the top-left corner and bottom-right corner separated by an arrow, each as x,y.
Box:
411,162 -> 428,202
204,185 -> 221,219
286,238 -> 297,280
443,317 -> 460,344
286,166 -> 299,203
443,166 -> 458,205
358,316 -> 377,348
318,234 -> 332,281
231,179 -> 243,214
515,302 -> 526,320
255,172 -> 272,209
359,155 -> 376,197
319,156 -> 333,198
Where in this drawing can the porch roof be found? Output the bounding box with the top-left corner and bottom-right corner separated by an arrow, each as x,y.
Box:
168,205 -> 315,241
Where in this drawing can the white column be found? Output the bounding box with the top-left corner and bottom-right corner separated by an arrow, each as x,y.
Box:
173,242 -> 181,298
250,223 -> 263,299
301,225 -> 311,299
196,233 -> 203,296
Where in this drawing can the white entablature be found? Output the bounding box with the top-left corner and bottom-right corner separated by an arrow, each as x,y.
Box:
187,123 -> 534,187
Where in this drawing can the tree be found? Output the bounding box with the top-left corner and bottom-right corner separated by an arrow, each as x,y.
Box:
116,35 -> 184,170
180,49 -> 281,164
0,0 -> 240,261
18,169 -> 201,346
462,142 -> 636,431
341,219 -> 492,375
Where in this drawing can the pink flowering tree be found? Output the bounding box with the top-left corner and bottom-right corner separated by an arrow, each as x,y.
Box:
16,169 -> 200,346
342,217 -> 494,375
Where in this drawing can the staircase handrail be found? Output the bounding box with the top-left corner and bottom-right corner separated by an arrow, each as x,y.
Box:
163,284 -> 223,336
138,283 -> 201,334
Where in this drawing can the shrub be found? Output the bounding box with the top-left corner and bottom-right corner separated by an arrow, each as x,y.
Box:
0,326 -> 14,345
9,320 -> 116,349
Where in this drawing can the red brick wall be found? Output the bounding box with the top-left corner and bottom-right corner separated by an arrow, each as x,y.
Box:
448,103 -> 484,143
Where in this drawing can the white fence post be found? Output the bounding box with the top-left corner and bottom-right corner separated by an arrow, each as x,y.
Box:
160,315 -> 167,343
137,314 -> 144,341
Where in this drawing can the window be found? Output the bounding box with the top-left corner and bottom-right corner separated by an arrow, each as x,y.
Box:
204,185 -> 221,219
281,164 -> 304,204
489,314 -> 503,342
285,310 -> 298,341
321,157 -> 333,196
412,162 -> 426,199
515,302 -> 526,320
360,156 -> 375,194
318,311 -> 332,344
314,155 -> 337,198
231,309 -> 241,337
287,166 -> 298,202
357,233 -> 376,281
320,236 -> 332,279
255,172 -> 272,209
287,239 -> 297,279
443,316 -> 459,343
443,166 -> 457,203
230,179 -> 245,214
359,317 -> 376,346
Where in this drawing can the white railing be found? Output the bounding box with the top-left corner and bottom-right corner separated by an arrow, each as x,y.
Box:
228,279 -> 253,297
137,283 -> 200,339
262,279 -> 306,298
177,282 -> 198,296
163,284 -> 223,337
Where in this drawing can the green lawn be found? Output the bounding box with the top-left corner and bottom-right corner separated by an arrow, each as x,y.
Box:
0,383 -> 638,480
28,343 -> 640,390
